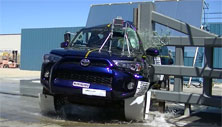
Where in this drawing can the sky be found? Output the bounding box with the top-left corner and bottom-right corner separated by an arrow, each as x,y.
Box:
0,0 -> 221,34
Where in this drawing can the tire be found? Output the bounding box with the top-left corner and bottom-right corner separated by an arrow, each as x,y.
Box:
54,95 -> 67,112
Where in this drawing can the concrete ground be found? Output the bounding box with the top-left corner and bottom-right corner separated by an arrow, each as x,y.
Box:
0,68 -> 221,127
0,68 -> 40,78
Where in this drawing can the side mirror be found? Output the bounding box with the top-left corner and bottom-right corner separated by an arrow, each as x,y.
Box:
61,32 -> 71,48
146,48 -> 159,56
60,41 -> 69,48
64,32 -> 71,42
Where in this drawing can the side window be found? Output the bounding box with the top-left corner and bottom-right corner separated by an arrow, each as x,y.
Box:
98,33 -> 104,39
117,38 -> 127,49
78,35 -> 82,39
127,28 -> 139,50
74,32 -> 83,44
73,31 -> 91,45
82,32 -> 87,44
87,33 -> 92,41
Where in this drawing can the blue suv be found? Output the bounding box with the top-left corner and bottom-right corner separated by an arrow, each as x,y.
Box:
39,18 -> 162,120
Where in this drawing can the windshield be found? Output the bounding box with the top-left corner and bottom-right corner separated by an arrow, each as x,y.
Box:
69,27 -> 140,53
70,27 -> 109,48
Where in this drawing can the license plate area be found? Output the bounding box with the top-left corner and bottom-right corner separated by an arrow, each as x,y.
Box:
82,88 -> 106,97
134,81 -> 150,97
72,81 -> 90,88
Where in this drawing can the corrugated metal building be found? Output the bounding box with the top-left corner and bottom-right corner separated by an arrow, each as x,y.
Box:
20,27 -> 82,70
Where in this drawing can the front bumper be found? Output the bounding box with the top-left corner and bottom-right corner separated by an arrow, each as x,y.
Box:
41,57 -> 148,100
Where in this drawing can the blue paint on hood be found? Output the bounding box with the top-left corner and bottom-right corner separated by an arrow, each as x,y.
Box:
50,49 -> 134,61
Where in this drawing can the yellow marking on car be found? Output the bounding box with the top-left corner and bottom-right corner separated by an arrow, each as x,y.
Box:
142,55 -> 147,59
85,49 -> 98,58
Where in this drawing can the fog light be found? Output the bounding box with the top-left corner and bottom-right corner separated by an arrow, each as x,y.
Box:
127,82 -> 135,90
44,71 -> 50,78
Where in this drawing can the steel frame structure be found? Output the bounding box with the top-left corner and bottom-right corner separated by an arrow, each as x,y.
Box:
135,3 -> 222,112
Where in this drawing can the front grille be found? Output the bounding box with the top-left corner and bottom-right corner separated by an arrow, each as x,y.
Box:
56,71 -> 112,87
61,58 -> 110,67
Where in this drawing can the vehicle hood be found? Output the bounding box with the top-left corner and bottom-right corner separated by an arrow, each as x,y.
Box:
50,49 -> 135,61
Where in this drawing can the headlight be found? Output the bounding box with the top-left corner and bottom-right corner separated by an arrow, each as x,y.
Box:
113,60 -> 142,71
43,54 -> 62,63
127,82 -> 136,90
44,71 -> 50,78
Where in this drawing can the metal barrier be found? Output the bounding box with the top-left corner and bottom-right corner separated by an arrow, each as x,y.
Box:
136,3 -> 222,115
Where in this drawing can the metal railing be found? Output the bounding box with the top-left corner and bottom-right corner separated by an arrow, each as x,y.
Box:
136,3 -> 222,111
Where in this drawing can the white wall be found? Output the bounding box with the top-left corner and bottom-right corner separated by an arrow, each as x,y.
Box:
0,34 -> 21,53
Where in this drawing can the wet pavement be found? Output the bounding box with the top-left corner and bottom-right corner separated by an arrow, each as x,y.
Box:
0,78 -> 41,97
0,77 -> 221,127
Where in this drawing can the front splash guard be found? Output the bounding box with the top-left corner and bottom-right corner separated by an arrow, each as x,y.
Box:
39,93 -> 56,114
124,91 -> 151,121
